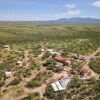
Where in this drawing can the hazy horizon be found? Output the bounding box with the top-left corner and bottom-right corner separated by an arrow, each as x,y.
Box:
0,0 -> 100,21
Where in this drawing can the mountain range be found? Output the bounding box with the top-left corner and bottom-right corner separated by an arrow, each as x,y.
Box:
54,17 -> 100,24
32,17 -> 100,24
1,17 -> 100,24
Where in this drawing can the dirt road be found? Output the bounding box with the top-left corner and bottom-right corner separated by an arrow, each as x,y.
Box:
80,48 -> 100,62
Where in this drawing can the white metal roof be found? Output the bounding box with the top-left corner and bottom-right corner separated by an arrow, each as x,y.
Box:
55,81 -> 65,90
47,49 -> 53,52
51,83 -> 59,91
5,72 -> 12,75
51,77 -> 71,91
51,81 -> 65,91
3,45 -> 10,48
16,61 -> 22,64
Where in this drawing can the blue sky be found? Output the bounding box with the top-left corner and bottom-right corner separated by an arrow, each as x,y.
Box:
0,0 -> 100,21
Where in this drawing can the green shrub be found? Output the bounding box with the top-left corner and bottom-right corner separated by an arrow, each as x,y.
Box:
2,89 -> 7,93
22,68 -> 31,78
0,81 -> 5,87
10,78 -> 21,86
89,58 -> 100,74
53,65 -> 63,72
42,52 -> 50,61
43,59 -> 59,71
93,81 -> 100,92
26,80 -> 41,88
45,85 -> 55,99
54,93 -> 64,100
21,92 -> 40,100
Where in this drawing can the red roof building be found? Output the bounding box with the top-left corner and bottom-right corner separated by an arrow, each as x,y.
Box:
54,56 -> 71,65
81,68 -> 88,74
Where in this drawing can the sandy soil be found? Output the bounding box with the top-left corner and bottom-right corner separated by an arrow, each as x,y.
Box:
1,48 -> 100,100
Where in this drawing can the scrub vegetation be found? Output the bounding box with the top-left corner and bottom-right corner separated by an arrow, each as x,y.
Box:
0,23 -> 100,100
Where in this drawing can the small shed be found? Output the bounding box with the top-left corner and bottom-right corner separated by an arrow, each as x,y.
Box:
5,72 -> 12,78
16,61 -> 22,66
3,45 -> 10,48
41,49 -> 45,52
65,61 -> 71,65
71,53 -> 79,59
47,49 -> 53,52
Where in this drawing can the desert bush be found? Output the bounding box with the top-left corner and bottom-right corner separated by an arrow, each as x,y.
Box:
22,68 -> 31,78
0,81 -> 5,87
26,80 -> 41,88
89,58 -> 100,74
10,78 -> 21,86
45,85 -> 55,99
21,92 -> 40,100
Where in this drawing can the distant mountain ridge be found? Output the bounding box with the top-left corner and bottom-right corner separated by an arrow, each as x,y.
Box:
1,17 -> 100,24
53,17 -> 100,24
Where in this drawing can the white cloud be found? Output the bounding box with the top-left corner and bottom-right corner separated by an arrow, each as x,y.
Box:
66,10 -> 81,15
49,10 -> 81,19
91,1 -> 100,7
0,10 -> 81,21
65,4 -> 76,8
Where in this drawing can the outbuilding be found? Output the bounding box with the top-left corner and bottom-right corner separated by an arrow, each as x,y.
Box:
3,45 -> 10,48
47,49 -> 53,52
16,61 -> 22,66
5,72 -> 12,78
71,53 -> 79,59
41,49 -> 45,52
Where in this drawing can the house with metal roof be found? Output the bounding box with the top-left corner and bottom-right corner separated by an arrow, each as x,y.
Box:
80,67 -> 89,76
51,77 -> 71,91
54,56 -> 71,65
